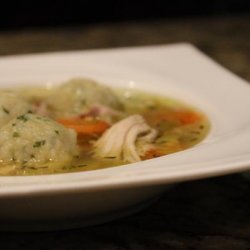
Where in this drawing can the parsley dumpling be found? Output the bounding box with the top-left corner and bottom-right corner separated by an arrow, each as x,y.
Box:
0,91 -> 32,127
47,78 -> 122,118
0,113 -> 79,168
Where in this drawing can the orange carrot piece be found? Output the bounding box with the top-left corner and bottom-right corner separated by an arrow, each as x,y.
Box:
146,108 -> 201,126
177,111 -> 201,125
142,140 -> 184,160
57,118 -> 110,135
142,148 -> 164,160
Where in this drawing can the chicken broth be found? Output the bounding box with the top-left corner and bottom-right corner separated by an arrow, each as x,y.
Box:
0,78 -> 209,176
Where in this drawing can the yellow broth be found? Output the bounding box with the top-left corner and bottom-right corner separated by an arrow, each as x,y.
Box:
0,87 -> 209,176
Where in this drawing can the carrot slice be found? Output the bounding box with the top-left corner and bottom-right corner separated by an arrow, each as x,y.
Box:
176,111 -> 201,125
57,118 -> 110,135
142,139 -> 184,160
142,148 -> 164,160
146,108 -> 201,126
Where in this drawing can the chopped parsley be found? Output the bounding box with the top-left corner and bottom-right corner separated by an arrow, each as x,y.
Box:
147,104 -> 156,110
76,164 -> 88,167
17,114 -> 28,122
55,130 -> 59,135
157,140 -> 168,144
70,164 -> 88,169
104,156 -> 117,159
13,132 -> 20,138
2,106 -> 9,114
190,138 -> 198,142
33,140 -> 46,148
26,166 -> 37,170
25,166 -> 48,170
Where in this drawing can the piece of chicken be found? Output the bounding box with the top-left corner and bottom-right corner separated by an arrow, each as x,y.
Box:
93,115 -> 158,163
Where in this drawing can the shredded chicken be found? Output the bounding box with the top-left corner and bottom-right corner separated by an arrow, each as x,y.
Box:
93,115 -> 158,163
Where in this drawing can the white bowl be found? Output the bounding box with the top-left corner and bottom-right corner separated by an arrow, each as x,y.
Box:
0,43 -> 250,231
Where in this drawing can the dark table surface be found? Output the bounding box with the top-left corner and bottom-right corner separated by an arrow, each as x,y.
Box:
0,15 -> 250,250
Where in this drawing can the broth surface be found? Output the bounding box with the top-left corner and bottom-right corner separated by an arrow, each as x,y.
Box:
0,79 -> 209,175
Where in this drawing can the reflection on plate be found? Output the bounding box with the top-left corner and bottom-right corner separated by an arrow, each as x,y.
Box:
0,43 -> 250,231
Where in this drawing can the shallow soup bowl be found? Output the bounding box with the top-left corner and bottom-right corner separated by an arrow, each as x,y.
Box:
0,44 -> 250,231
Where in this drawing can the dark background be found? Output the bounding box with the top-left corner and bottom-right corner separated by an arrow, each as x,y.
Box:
1,1 -> 250,249
1,0 -> 250,29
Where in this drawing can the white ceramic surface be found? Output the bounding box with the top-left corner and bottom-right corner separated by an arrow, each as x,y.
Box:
0,43 -> 250,231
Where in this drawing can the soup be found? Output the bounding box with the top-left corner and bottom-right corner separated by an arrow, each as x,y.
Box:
0,78 -> 209,175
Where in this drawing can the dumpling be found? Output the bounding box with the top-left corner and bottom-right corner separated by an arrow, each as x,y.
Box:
0,91 -> 32,127
46,78 -> 123,118
0,113 -> 79,168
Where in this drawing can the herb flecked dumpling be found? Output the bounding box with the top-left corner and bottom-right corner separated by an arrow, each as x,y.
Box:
46,78 -> 123,118
0,91 -> 32,127
0,113 -> 79,167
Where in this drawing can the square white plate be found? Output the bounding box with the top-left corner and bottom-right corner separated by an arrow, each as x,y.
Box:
0,43 -> 250,231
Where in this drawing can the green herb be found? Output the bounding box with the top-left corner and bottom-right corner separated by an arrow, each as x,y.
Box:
147,104 -> 156,110
27,110 -> 33,113
158,140 -> 168,144
12,123 -> 16,126
17,114 -> 28,122
77,164 -> 88,167
55,130 -> 59,135
13,132 -> 20,138
2,106 -> 10,114
104,156 -> 117,159
190,138 -> 198,142
38,166 -> 48,169
30,154 -> 35,159
199,125 -> 204,130
33,140 -> 46,148
26,166 -> 37,170
69,164 -> 88,169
